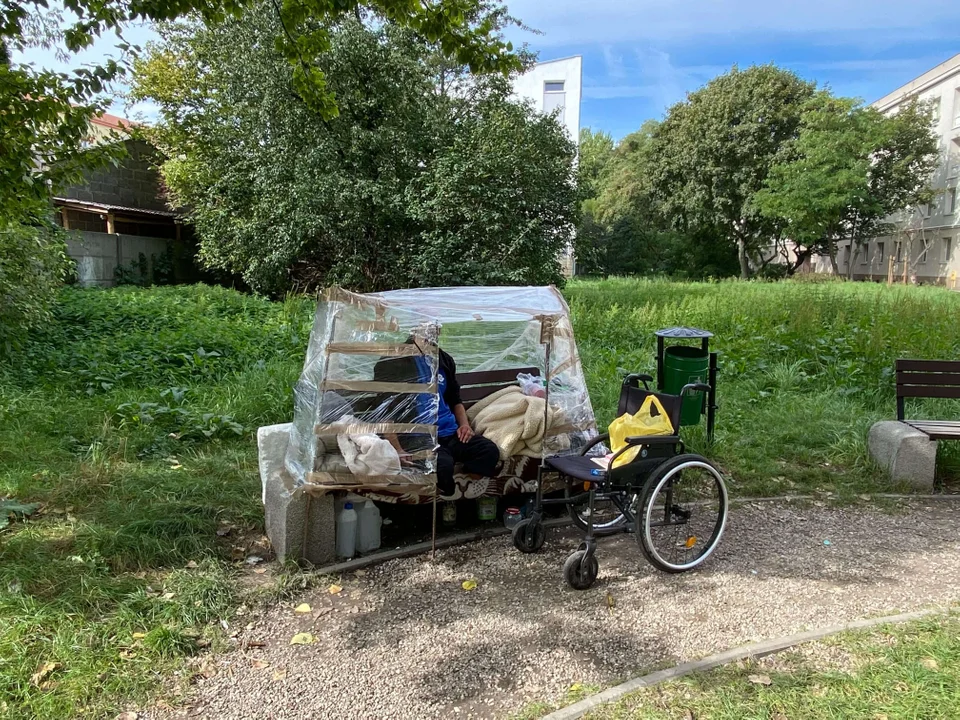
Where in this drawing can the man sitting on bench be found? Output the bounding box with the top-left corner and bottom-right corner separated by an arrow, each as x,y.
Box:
377,331 -> 500,496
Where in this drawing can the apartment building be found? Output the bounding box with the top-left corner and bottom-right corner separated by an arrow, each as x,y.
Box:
834,53 -> 960,288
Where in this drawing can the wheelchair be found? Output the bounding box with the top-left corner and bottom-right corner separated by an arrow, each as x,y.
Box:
512,373 -> 729,590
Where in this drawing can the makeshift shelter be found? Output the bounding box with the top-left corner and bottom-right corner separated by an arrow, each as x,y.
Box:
285,286 -> 599,503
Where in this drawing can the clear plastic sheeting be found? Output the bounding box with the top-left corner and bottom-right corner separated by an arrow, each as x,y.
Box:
285,286 -> 599,493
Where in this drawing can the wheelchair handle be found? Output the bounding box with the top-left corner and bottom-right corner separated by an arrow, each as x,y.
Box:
680,382 -> 711,397
623,373 -> 654,390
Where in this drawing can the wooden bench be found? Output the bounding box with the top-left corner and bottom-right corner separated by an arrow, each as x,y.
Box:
868,358 -> 960,490
458,366 -> 540,409
896,359 -> 960,440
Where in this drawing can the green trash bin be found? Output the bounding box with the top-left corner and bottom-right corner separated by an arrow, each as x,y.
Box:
663,345 -> 709,427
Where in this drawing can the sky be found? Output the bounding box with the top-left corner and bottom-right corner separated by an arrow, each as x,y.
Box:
14,0 -> 960,140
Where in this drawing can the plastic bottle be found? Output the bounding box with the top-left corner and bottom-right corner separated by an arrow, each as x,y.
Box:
503,507 -> 522,530
356,500 -> 381,554
336,502 -> 358,559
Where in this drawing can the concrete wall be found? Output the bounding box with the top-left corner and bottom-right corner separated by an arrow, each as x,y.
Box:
60,139 -> 168,212
67,230 -> 172,287
834,233 -> 960,288
511,56 -> 583,146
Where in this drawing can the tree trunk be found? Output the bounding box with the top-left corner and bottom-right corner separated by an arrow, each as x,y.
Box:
829,245 -> 840,277
736,237 -> 751,279
847,243 -> 857,281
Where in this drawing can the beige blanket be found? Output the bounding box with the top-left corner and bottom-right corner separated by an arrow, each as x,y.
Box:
466,386 -> 569,460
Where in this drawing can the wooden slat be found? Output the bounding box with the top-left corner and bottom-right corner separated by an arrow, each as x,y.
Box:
324,380 -> 436,394
326,343 -> 427,357
458,367 -> 540,387
905,421 -> 960,440
315,422 -> 435,435
896,385 -> 960,399
896,359 -> 960,373
459,384 -> 512,404
896,372 -> 960,387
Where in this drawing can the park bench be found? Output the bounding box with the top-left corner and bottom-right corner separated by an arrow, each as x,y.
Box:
868,358 -> 960,490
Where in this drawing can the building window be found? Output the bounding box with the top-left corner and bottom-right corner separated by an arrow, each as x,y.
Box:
928,195 -> 940,217
931,97 -> 941,123
895,241 -> 903,262
920,240 -> 929,264
954,89 -> 960,127
951,140 -> 960,177
877,241 -> 885,263
842,244 -> 851,267
543,81 -> 566,125
948,188 -> 957,215
945,237 -> 954,264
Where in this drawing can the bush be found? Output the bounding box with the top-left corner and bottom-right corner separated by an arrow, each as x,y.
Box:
0,223 -> 72,354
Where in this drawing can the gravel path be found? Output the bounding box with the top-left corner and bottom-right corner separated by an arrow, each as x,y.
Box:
150,499 -> 960,720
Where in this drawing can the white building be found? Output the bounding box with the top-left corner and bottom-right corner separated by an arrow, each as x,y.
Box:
511,56 -> 583,146
510,56 -> 583,275
833,53 -> 960,288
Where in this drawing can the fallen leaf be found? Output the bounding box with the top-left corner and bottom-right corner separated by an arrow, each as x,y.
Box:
748,674 -> 772,686
119,649 -> 136,660
115,713 -> 138,720
874,714 -> 889,720
921,657 -> 939,671
185,560 -> 198,569
606,593 -> 615,610
294,603 -> 311,613
313,607 -> 333,620
30,661 -> 61,687
253,568 -> 267,575
198,663 -> 216,679
461,579 -> 478,591
132,632 -> 146,640
290,632 -> 316,645
251,659 -> 270,670
683,710 -> 695,720
272,668 -> 288,681
328,584 -> 342,594
161,592 -> 176,601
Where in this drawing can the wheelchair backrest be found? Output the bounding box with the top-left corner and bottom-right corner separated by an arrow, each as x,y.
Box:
617,381 -> 683,434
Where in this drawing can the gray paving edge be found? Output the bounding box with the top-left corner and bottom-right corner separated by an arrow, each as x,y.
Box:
543,606 -> 952,720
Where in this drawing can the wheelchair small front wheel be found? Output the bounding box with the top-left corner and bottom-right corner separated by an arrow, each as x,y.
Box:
563,549 -> 599,590
637,454 -> 728,574
512,518 -> 545,553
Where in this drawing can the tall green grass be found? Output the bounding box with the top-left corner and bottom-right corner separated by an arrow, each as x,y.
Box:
2,279 -> 960,717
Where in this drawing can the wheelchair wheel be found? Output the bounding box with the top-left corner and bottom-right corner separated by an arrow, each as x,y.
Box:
637,454 -> 728,573
512,518 -> 546,554
563,549 -> 599,590
565,485 -> 638,533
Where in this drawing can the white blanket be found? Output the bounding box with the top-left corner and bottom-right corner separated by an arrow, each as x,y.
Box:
336,417 -> 401,476
466,386 -> 569,460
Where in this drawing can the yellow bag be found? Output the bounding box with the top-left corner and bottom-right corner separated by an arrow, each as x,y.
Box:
608,395 -> 674,468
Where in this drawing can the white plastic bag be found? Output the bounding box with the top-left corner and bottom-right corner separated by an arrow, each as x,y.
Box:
516,372 -> 546,398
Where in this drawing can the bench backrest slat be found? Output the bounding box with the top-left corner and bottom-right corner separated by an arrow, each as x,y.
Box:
458,366 -> 540,409
894,358 -> 960,420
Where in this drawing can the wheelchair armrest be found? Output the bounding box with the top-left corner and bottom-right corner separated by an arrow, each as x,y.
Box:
625,435 -> 682,446
579,432 -> 610,456
680,382 -> 711,397
623,373 -> 654,390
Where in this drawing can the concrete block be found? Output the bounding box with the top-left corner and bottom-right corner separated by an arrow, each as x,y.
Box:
258,423 -> 335,565
868,421 -> 937,490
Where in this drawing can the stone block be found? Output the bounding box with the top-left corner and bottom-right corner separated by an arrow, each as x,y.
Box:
868,421 -> 937,490
259,423 -> 335,565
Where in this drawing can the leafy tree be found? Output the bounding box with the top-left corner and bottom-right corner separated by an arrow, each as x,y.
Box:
651,65 -> 816,278
755,94 -> 939,277
578,128 -> 614,198
132,8 -> 577,292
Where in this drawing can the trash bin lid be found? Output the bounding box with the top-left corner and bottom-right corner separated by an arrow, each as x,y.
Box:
654,326 -> 714,339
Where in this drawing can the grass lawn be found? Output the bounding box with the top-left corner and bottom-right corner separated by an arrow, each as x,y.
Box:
584,613 -> 960,719
2,278 -> 960,717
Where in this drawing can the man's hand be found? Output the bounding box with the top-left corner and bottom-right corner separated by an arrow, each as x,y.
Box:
457,424 -> 474,443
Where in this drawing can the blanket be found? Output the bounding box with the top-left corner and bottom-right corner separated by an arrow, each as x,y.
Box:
466,385 -> 569,460
335,416 -> 402,476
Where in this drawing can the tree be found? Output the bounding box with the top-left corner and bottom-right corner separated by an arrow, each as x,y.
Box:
132,8 -> 577,293
650,65 -> 817,278
755,94 -> 939,277
578,128 -> 614,198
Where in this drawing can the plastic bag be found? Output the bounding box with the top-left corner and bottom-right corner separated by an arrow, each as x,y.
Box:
516,372 -> 546,398
608,395 -> 674,468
